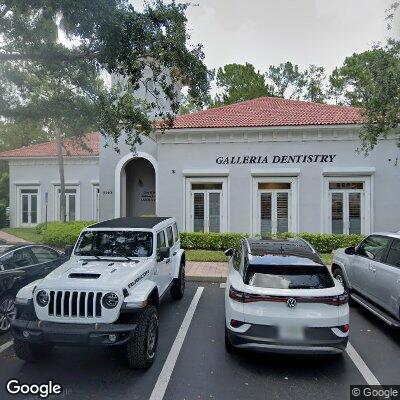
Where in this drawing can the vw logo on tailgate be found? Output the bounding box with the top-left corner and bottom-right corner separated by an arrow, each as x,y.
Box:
286,298 -> 297,308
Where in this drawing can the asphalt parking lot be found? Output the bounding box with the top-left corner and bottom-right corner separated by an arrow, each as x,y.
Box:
0,282 -> 399,400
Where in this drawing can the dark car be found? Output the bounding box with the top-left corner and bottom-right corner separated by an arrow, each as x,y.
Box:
0,244 -> 66,334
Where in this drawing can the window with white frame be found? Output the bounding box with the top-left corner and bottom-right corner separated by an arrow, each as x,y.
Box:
17,186 -> 40,227
185,177 -> 228,233
252,177 -> 298,236
92,185 -> 100,221
54,186 -> 80,221
324,177 -> 371,235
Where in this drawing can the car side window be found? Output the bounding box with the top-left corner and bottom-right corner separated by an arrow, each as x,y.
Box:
166,226 -> 174,247
233,244 -> 242,272
31,246 -> 59,264
172,223 -> 179,242
238,244 -> 246,277
7,248 -> 36,269
157,231 -> 166,262
357,235 -> 391,262
386,239 -> 400,268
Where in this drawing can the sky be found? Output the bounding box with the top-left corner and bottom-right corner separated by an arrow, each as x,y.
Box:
182,0 -> 398,83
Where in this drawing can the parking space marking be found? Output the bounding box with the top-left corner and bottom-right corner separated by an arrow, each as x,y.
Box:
346,342 -> 380,385
0,340 -> 13,353
219,283 -> 226,289
149,287 -> 204,400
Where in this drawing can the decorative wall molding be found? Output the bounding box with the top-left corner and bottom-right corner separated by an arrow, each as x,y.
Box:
8,156 -> 99,167
322,167 -> 376,176
182,169 -> 230,177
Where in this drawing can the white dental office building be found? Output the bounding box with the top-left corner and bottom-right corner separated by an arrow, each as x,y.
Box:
1,96 -> 400,235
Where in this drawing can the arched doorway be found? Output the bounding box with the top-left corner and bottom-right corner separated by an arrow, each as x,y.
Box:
118,156 -> 156,217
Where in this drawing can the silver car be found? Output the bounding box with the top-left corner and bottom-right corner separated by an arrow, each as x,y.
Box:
332,232 -> 400,327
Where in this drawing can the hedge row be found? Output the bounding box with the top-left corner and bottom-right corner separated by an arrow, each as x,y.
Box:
0,203 -> 6,228
35,221 -> 365,254
180,231 -> 365,253
38,221 -> 95,247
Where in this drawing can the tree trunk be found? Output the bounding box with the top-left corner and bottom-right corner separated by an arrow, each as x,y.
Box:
55,128 -> 67,223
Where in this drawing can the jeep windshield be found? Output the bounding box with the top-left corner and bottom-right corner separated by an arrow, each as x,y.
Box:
74,231 -> 153,258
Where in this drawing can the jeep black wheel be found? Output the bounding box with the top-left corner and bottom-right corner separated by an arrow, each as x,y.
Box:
0,295 -> 16,335
170,262 -> 185,300
127,305 -> 159,369
14,339 -> 52,362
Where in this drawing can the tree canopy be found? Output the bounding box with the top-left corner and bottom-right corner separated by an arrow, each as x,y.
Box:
0,0 -> 211,149
213,63 -> 273,107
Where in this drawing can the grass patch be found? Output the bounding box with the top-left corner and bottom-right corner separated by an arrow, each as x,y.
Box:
2,228 -> 43,243
321,253 -> 333,265
186,249 -> 228,262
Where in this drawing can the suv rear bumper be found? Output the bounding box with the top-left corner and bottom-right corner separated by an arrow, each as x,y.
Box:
227,325 -> 348,355
11,319 -> 137,347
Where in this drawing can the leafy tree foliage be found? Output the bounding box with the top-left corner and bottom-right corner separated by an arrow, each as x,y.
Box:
213,63 -> 273,106
327,67 -> 346,105
266,61 -> 306,99
0,0 -> 210,220
0,121 -> 49,151
336,42 -> 400,153
303,65 -> 326,103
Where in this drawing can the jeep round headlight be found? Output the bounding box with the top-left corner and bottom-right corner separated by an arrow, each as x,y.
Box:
102,292 -> 119,309
36,290 -> 49,307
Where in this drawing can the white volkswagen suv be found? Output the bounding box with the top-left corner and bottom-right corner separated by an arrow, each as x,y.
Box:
224,238 -> 349,355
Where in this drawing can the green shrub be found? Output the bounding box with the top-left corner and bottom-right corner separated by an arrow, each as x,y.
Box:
180,232 -> 248,251
180,231 -> 365,253
0,203 -> 6,228
41,221 -> 95,247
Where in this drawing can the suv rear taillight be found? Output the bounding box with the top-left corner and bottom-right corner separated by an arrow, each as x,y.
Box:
229,286 -> 244,302
229,286 -> 348,306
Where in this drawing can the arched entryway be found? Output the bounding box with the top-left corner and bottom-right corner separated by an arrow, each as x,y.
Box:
115,153 -> 157,218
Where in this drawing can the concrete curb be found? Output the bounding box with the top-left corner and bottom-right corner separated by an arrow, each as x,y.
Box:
187,275 -> 227,283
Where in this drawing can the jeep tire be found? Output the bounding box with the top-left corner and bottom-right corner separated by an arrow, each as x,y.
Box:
170,261 -> 185,300
127,305 -> 158,369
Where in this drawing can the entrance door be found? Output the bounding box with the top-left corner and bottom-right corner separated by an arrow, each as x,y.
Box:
56,188 -> 78,222
20,189 -> 38,227
191,190 -> 222,233
329,190 -> 363,234
258,189 -> 291,236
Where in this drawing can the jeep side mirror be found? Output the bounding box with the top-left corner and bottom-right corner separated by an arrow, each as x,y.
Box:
64,245 -> 74,259
158,247 -> 170,262
344,246 -> 356,255
224,248 -> 235,258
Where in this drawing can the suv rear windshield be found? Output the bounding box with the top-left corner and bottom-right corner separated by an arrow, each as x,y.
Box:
245,265 -> 334,289
75,231 -> 153,258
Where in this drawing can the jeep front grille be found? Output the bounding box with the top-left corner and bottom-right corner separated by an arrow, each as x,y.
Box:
48,291 -> 103,318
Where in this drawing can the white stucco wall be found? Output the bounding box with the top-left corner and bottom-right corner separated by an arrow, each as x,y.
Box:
155,126 -> 400,234
9,157 -> 99,227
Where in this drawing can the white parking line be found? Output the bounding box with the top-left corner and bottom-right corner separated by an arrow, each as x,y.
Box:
149,286 -> 204,400
219,283 -> 226,289
346,342 -> 380,385
0,340 -> 13,353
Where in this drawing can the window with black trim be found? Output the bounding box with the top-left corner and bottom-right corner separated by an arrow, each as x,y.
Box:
386,239 -> 400,268
357,235 -> 391,262
166,226 -> 174,247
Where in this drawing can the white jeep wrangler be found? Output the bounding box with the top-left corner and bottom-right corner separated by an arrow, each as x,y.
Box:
11,217 -> 185,369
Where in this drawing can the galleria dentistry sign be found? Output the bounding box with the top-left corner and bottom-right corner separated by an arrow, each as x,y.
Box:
216,154 -> 337,165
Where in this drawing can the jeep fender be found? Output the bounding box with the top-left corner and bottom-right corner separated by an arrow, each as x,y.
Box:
124,280 -> 159,308
15,280 -> 43,301
331,260 -> 352,290
172,249 -> 185,279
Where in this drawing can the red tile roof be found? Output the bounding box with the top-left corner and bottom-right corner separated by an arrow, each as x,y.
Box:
169,96 -> 363,130
0,132 -> 99,159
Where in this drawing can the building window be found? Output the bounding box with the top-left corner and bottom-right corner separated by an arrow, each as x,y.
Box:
54,186 -> 80,222
185,177 -> 228,232
92,185 -> 100,221
17,186 -> 40,227
324,177 -> 371,235
252,177 -> 298,236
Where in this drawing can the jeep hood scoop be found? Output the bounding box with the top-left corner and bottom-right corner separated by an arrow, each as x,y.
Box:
68,273 -> 101,279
